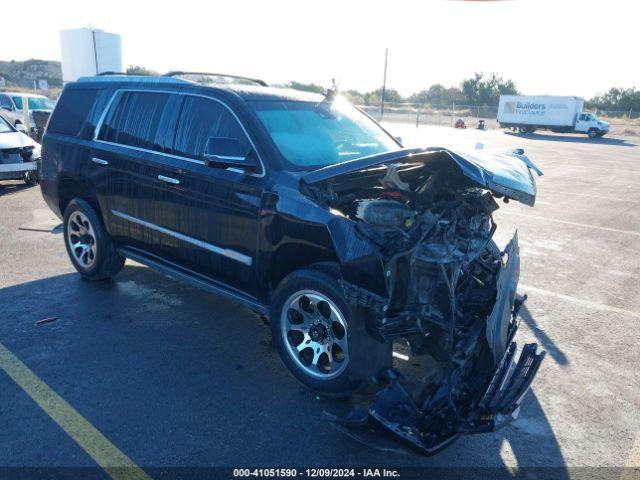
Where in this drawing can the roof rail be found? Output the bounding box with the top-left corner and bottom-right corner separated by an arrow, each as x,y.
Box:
164,71 -> 268,87
96,71 -> 128,76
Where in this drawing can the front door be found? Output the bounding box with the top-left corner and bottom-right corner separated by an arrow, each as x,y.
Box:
575,113 -> 593,133
153,94 -> 263,296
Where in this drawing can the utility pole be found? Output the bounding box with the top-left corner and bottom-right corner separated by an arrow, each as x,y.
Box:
380,48 -> 388,119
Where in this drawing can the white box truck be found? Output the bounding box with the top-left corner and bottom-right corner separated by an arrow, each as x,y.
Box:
497,95 -> 609,138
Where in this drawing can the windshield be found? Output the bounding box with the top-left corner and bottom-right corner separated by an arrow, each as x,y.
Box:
11,96 -> 55,110
0,116 -> 13,133
250,98 -> 399,169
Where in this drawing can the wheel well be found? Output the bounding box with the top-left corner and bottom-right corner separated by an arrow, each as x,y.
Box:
269,244 -> 340,292
58,179 -> 101,218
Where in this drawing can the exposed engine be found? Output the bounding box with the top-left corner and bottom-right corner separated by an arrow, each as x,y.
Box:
313,158 -> 545,454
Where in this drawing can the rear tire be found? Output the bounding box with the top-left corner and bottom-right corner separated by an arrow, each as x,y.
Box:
63,198 -> 125,280
270,268 -> 392,397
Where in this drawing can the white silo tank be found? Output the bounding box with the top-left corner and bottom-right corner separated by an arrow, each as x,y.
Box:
60,28 -> 123,82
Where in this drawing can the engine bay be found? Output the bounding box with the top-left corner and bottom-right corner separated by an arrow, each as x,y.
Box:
304,150 -> 546,454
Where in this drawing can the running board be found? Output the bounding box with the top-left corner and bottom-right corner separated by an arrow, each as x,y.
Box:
118,247 -> 268,315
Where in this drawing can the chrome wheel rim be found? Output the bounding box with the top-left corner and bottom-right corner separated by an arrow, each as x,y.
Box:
66,211 -> 97,269
280,290 -> 349,380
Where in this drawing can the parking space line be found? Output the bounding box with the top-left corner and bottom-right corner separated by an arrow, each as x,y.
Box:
503,211 -> 640,237
0,342 -> 151,480
520,284 -> 640,319
542,192 -> 640,203
626,432 -> 640,467
620,432 -> 640,480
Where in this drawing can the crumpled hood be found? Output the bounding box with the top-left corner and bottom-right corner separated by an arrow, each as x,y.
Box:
0,131 -> 36,150
301,147 -> 543,206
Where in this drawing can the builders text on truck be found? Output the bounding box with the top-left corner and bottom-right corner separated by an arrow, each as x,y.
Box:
497,95 -> 609,138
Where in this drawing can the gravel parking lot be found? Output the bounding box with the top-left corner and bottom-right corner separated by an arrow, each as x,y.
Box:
1,126 -> 639,479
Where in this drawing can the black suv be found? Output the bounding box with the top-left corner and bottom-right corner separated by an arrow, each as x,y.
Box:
41,72 -> 545,454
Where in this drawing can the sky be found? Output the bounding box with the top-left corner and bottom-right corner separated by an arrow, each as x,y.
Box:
1,0 -> 638,98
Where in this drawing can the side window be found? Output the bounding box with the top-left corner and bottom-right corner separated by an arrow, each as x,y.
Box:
0,95 -> 12,110
173,96 -> 250,160
98,91 -> 173,152
11,96 -> 23,109
47,88 -> 98,136
579,114 -> 587,121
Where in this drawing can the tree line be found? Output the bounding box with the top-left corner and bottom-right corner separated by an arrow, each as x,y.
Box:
585,88 -> 640,112
284,73 -> 518,107
124,66 -> 639,112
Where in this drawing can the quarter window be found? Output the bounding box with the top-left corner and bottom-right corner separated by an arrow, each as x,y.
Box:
173,96 -> 250,160
47,88 -> 97,136
0,95 -> 13,110
98,91 -> 173,151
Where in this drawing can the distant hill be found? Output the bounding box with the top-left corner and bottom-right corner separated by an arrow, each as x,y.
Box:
0,59 -> 63,91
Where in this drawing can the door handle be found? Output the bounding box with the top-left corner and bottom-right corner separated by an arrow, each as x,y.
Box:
91,157 -> 109,166
158,175 -> 180,185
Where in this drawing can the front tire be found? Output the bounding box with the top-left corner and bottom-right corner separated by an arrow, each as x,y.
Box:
588,128 -> 598,138
63,199 -> 125,280
270,268 -> 391,397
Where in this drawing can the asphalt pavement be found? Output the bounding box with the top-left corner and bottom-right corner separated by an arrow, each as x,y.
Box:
1,126 -> 639,479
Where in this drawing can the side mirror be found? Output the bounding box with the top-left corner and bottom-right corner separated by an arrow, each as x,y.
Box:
15,124 -> 27,134
1,105 -> 14,112
204,137 -> 258,172
394,136 -> 403,146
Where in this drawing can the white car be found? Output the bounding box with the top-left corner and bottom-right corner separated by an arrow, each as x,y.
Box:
0,115 -> 41,185
0,91 -> 55,132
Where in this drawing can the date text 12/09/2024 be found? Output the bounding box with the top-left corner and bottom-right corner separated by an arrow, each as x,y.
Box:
233,469 -> 400,478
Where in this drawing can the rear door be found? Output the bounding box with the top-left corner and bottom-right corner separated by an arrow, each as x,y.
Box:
91,90 -> 183,254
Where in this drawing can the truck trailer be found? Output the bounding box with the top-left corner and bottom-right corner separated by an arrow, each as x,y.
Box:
497,95 -> 609,138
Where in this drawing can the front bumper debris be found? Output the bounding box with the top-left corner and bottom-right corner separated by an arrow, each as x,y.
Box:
325,340 -> 544,455
325,234 -> 545,455
0,160 -> 38,180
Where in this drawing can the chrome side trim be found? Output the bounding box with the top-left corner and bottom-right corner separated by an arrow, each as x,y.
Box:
94,139 -> 206,166
111,210 -> 253,266
92,88 -> 266,177
91,157 -> 109,165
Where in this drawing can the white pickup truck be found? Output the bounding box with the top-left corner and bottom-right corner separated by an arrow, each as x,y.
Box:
497,95 -> 609,138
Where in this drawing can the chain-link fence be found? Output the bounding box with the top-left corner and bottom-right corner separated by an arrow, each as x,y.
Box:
357,102 -> 640,137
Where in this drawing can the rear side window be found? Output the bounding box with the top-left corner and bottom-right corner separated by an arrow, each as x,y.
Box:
47,88 -> 97,136
173,96 -> 250,160
98,91 -> 173,151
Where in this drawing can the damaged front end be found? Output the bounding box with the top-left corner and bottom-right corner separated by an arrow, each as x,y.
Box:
302,147 -> 546,455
